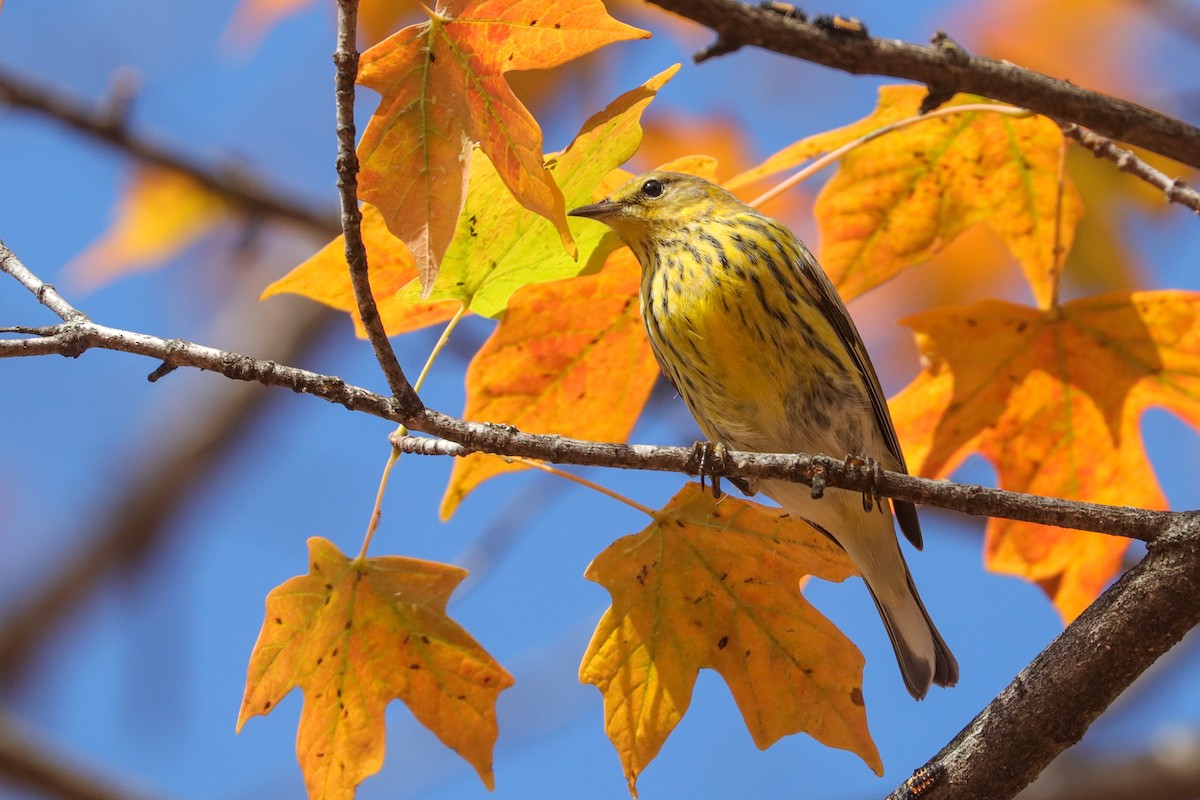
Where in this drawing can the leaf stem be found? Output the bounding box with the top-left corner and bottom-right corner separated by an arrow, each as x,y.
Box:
506,457 -> 657,517
1048,133 -> 1069,311
358,302 -> 468,558
747,103 -> 1032,209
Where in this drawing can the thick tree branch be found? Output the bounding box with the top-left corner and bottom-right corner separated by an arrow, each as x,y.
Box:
0,67 -> 340,236
888,514 -> 1200,800
331,0 -> 422,411
645,0 -> 1200,171
0,243 -> 1176,543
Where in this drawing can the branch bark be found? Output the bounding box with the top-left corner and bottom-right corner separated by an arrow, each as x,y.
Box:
332,0 -> 422,411
645,0 -> 1200,171
0,242 -> 1176,543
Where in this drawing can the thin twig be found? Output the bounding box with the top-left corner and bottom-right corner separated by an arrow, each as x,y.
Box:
645,0 -> 1200,171
0,67 -> 339,235
1062,123 -> 1200,214
331,0 -> 422,414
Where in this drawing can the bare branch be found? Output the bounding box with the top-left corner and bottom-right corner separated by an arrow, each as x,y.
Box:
645,0 -> 1200,171
1062,123 -> 1200,214
0,713 -> 163,800
886,514 -> 1200,800
331,0 -> 423,413
0,67 -> 340,236
0,242 -> 1177,543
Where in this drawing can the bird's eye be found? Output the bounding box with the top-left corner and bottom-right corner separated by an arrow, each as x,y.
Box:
641,179 -> 664,198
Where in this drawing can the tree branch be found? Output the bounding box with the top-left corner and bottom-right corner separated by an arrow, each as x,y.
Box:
0,713 -> 162,800
645,0 -> 1200,171
331,0 -> 422,412
0,243 -> 1176,543
0,67 -> 340,236
888,514 -> 1200,800
1061,123 -> 1200,214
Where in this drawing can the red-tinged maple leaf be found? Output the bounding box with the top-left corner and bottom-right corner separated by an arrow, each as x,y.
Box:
356,0 -> 648,293
891,292 -> 1200,620
237,537 -> 513,799
580,484 -> 881,796
439,247 -> 659,519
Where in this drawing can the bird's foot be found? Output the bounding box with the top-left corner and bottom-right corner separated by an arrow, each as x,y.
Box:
690,440 -> 729,499
843,454 -> 884,513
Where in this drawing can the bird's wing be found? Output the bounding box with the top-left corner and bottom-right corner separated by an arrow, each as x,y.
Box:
790,237 -> 924,550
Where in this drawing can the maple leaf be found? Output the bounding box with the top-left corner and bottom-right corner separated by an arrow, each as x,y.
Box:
580,484 -> 882,796
68,166 -> 226,288
812,86 -> 1083,305
440,154 -> 716,519
356,0 -> 648,293
261,203 -> 461,338
891,291 -> 1200,620
439,247 -> 659,518
237,537 -> 513,798
399,64 -> 679,319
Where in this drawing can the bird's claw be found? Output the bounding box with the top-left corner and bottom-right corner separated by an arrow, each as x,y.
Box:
690,440 -> 730,499
844,454 -> 884,513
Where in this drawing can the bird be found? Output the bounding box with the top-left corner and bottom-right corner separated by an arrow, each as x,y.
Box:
569,170 -> 957,699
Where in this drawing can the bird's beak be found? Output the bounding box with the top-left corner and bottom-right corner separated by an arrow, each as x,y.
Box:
568,199 -> 617,220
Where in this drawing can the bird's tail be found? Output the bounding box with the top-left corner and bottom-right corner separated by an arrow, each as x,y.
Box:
766,481 -> 958,699
860,543 -> 958,699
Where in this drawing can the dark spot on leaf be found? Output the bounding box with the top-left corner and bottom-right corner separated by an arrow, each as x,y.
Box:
324,596 -> 330,606
331,647 -> 339,657
483,676 -> 492,683
325,583 -> 333,591
457,694 -> 467,700
316,752 -> 324,758
744,649 -> 751,658
313,561 -> 321,572
554,22 -> 561,28
428,51 -> 436,62
1016,321 -> 1028,333
851,687 -> 865,706
316,656 -> 323,665
410,664 -> 421,670
422,635 -> 430,644
717,636 -> 728,649
530,18 -> 537,25
274,617 -> 283,624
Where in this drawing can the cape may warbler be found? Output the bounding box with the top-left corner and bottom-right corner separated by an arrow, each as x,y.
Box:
570,171 -> 958,699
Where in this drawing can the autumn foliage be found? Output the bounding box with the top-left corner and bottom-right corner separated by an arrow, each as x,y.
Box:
53,1 -> 1199,798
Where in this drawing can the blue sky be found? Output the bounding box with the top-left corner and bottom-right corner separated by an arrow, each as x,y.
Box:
2,1 -> 1198,799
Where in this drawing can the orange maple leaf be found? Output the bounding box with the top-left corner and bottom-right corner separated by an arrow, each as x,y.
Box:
813,86 -> 1083,305
68,166 -> 226,289
356,0 -> 648,292
440,247 -> 659,518
891,291 -> 1200,620
580,484 -> 881,795
237,537 -> 513,798
261,203 -> 461,338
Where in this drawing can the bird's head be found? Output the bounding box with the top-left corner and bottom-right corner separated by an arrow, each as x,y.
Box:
568,171 -> 734,244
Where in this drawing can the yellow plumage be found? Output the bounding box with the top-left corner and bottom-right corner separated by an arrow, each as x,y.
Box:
570,171 -> 957,699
